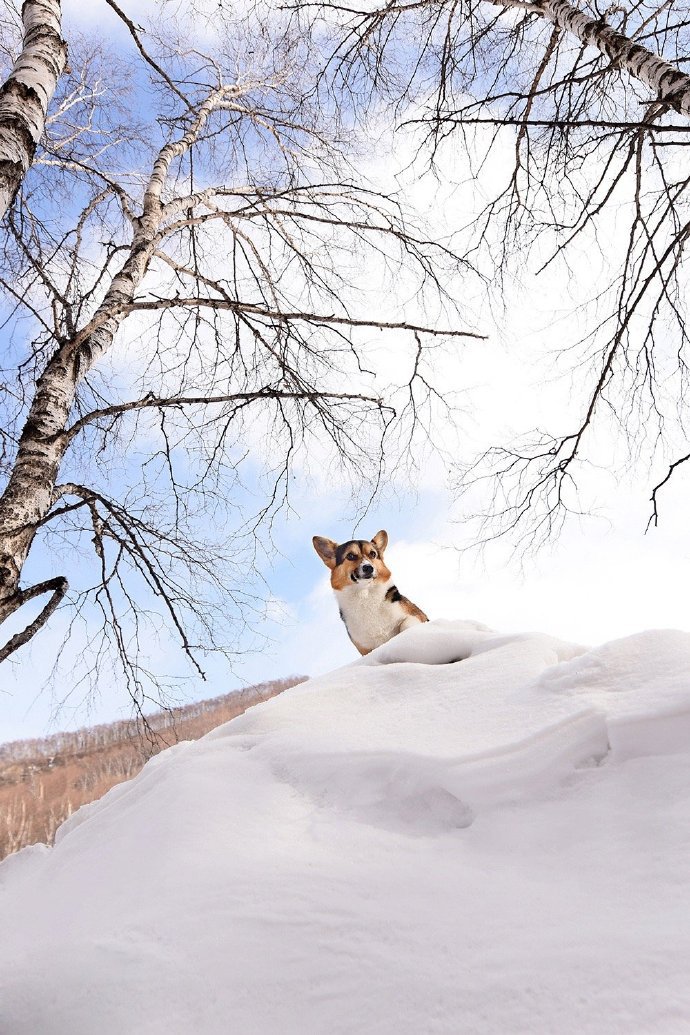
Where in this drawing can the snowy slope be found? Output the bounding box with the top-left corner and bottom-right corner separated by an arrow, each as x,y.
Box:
2,620 -> 690,1034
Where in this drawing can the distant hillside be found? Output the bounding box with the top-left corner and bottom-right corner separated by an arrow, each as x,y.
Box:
0,676 -> 306,860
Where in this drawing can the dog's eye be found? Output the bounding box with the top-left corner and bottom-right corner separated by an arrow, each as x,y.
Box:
347,552 -> 357,561
369,551 -> 377,558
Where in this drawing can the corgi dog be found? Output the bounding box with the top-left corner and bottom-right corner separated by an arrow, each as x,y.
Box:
312,530 -> 428,655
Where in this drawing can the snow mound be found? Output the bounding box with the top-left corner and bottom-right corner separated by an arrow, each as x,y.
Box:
2,620 -> 690,1034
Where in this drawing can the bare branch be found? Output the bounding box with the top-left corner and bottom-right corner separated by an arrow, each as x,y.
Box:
102,0 -> 193,110
65,387 -> 395,441
0,575 -> 67,662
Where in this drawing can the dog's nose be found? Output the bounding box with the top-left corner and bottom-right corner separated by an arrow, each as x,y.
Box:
362,563 -> 374,575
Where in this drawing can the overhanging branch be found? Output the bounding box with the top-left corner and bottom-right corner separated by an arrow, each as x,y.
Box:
118,298 -> 486,338
65,388 -> 394,441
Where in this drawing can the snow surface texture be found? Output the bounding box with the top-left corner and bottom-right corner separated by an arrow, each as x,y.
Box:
2,620 -> 690,1034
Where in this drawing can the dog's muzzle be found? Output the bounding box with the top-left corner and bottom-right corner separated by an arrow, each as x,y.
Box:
351,563 -> 375,582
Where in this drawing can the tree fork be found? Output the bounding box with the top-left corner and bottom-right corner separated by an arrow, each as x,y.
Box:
0,83 -> 240,648
0,574 -> 68,661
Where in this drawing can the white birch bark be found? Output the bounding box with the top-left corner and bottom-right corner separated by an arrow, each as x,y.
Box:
491,0 -> 690,116
0,0 -> 67,219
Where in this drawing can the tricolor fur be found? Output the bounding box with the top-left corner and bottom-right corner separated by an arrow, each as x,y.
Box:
312,530 -> 428,655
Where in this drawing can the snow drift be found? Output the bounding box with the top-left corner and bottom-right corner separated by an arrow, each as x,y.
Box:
2,620 -> 690,1034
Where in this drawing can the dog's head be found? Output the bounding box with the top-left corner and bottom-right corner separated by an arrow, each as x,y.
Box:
312,531 -> 391,590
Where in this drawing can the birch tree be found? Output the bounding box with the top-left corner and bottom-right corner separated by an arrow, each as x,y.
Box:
305,0 -> 690,546
0,3 -> 476,705
0,0 -> 66,218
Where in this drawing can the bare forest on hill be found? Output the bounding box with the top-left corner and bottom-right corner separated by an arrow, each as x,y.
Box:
0,675 -> 303,860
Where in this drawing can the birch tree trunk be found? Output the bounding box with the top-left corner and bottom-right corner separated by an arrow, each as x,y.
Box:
0,85 -> 243,630
0,0 -> 67,219
493,0 -> 690,116
0,210 -> 239,627
0,285 -> 139,630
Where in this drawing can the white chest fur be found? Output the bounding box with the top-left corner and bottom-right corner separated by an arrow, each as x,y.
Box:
336,578 -> 409,652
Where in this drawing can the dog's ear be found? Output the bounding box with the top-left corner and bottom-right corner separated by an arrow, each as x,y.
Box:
312,536 -> 338,569
371,530 -> 388,554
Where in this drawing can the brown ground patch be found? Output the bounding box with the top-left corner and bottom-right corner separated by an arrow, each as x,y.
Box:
0,676 -> 305,861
